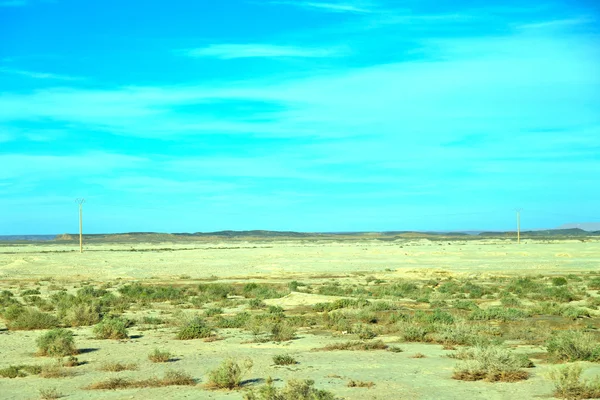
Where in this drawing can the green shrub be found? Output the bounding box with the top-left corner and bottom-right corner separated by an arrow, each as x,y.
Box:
204,307 -> 223,317
61,303 -> 102,327
552,277 -> 568,286
176,316 -> 213,340
5,308 -> 59,330
468,307 -> 528,321
546,363 -> 600,399
214,312 -> 251,328
207,358 -> 253,389
587,277 -> 600,290
36,329 -> 77,357
248,299 -> 266,309
452,346 -> 531,382
148,348 -> 172,363
0,364 -> 42,378
270,322 -> 296,342
244,378 -> 336,400
93,317 -> 129,339
273,354 -> 298,365
399,324 -> 430,342
546,331 -> 600,362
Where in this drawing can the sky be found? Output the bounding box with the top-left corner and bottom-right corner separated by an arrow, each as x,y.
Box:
1,0 -> 599,234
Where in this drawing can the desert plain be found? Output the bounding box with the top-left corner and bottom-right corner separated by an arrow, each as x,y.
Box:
1,236 -> 599,399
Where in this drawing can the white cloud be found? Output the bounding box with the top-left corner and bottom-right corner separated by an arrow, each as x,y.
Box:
269,1 -> 373,13
183,44 -> 347,59
0,67 -> 82,81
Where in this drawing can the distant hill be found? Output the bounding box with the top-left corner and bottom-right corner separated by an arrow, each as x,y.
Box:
0,235 -> 56,241
557,222 -> 600,231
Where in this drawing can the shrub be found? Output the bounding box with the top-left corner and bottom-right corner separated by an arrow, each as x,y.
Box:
148,348 -> 172,363
347,379 -> 375,388
452,346 -> 532,382
0,364 -> 42,378
204,307 -> 223,317
273,354 -> 297,365
93,317 -> 129,339
60,303 -> 102,327
552,277 -> 568,286
468,307 -> 528,322
248,299 -> 266,309
176,316 -> 213,340
546,331 -> 600,362
270,322 -> 297,342
39,387 -> 63,400
37,329 -> 77,357
587,277 -> 600,290
399,324 -> 430,342
6,308 -> 60,330
99,362 -> 138,372
40,363 -> 73,378
86,369 -> 195,389
214,312 -> 251,328
546,363 -> 600,399
207,358 -> 253,389
319,340 -> 388,351
244,378 -> 336,400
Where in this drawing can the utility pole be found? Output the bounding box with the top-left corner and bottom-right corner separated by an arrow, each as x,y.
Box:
515,208 -> 522,244
76,198 -> 85,253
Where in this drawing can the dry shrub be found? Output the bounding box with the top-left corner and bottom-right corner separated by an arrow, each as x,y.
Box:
546,363 -> 600,399
99,362 -> 138,372
148,348 -> 172,363
347,380 -> 375,388
86,370 -> 195,389
206,358 -> 253,390
452,346 -> 531,382
318,340 -> 388,351
36,329 -> 77,357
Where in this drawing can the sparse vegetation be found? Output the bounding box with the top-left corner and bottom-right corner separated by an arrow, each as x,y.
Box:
93,316 -> 129,339
244,378 -> 337,400
318,340 -> 388,351
206,358 -> 253,390
36,329 -> 77,357
176,316 -> 214,339
86,370 -> 195,389
273,354 -> 297,365
148,348 -> 173,363
546,363 -> 600,399
546,331 -> 600,362
452,345 -> 532,382
99,361 -> 138,371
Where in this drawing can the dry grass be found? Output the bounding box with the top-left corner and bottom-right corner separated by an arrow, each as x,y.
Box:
148,348 -> 173,363
347,379 -> 375,388
317,340 -> 388,351
452,346 -> 531,382
411,353 -> 426,358
99,361 -> 138,372
40,363 -> 74,379
546,363 -> 600,399
39,387 -> 63,399
86,370 -> 195,389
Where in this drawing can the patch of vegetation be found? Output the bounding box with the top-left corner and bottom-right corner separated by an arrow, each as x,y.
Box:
86,369 -> 195,389
244,378 -> 337,400
273,354 -> 297,365
39,387 -> 63,400
468,307 -> 528,321
347,379 -> 375,388
452,346 -> 532,382
4,307 -> 60,330
93,316 -> 129,339
37,329 -> 77,357
313,298 -> 370,312
546,363 -> 600,399
319,340 -> 388,351
206,358 -> 253,390
40,363 -> 73,379
270,322 -> 297,342
0,364 -> 42,378
148,348 -> 173,363
99,362 -> 138,372
176,316 -> 214,339
118,284 -> 189,302
214,312 -> 251,328
546,331 -> 600,362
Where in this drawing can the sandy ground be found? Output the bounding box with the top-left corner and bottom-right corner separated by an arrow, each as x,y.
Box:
1,239 -> 599,282
1,238 -> 599,399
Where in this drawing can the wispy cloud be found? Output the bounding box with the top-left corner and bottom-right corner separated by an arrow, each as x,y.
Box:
0,67 -> 82,81
182,44 -> 347,59
269,1 -> 373,13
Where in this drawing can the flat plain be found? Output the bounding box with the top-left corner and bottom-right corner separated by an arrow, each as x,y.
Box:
1,237 -> 599,399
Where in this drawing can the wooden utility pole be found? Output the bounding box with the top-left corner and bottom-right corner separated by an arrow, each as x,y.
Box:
515,208 -> 522,244
76,198 -> 85,253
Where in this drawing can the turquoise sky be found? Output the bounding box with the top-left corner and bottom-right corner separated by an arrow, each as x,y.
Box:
1,0 -> 599,234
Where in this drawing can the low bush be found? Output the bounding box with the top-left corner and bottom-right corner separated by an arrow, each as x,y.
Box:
0,364 -> 42,378
468,307 -> 528,322
36,329 -> 77,357
6,308 -> 60,330
206,358 -> 253,390
93,317 -> 129,339
452,345 -> 532,382
273,354 -> 297,365
319,340 -> 388,351
99,362 -> 138,372
244,378 -> 336,400
176,316 -> 213,340
546,331 -> 600,362
546,363 -> 600,399
148,348 -> 173,363
86,369 -> 195,389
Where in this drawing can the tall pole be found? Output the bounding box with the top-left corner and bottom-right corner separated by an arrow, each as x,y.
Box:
515,208 -> 522,244
76,199 -> 85,253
